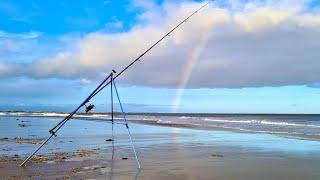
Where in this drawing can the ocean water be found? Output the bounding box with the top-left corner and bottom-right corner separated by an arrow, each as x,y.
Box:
1,112 -> 320,140
135,114 -> 320,139
1,115 -> 320,159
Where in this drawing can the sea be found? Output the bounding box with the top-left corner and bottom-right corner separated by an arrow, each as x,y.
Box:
1,112 -> 320,159
1,112 -> 320,141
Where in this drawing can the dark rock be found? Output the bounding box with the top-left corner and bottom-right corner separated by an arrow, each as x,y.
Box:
14,136 -> 23,143
70,167 -> 81,174
211,154 -> 224,158
18,124 -> 26,127
0,137 -> 9,141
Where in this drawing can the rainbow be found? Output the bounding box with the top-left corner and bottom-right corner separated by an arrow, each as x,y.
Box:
171,31 -> 213,112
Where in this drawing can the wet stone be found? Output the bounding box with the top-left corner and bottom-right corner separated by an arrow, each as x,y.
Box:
211,154 -> 224,158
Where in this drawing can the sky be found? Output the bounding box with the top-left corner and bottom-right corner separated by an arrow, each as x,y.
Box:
1,0 -> 320,113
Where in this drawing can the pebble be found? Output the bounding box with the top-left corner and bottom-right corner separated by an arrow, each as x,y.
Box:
70,167 -> 81,174
211,154 -> 224,158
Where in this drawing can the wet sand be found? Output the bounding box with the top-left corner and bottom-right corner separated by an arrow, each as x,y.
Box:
1,142 -> 320,179
1,116 -> 320,179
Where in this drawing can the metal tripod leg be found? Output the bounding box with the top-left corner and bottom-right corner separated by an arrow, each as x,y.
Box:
20,134 -> 54,166
112,79 -> 141,169
20,73 -> 113,167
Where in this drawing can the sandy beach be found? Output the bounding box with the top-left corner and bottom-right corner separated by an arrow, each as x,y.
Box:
1,115 -> 320,179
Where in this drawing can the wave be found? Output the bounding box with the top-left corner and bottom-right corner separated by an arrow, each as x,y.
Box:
179,116 -> 193,119
2,112 -> 320,139
202,118 -> 320,128
203,118 -> 259,124
260,120 -> 320,128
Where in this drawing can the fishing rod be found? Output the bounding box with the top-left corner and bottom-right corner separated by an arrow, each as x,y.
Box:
20,2 -> 209,167
91,2 -> 210,97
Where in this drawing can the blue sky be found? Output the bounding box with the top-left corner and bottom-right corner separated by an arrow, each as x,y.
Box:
1,0 -> 320,113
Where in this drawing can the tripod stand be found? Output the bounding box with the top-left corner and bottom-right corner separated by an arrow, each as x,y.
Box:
19,2 -> 208,168
20,71 -> 141,169
110,73 -> 141,169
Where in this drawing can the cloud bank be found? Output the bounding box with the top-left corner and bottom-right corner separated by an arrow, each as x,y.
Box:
1,0 -> 320,88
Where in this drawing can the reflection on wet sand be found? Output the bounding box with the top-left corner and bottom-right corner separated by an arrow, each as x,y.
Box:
1,116 -> 320,179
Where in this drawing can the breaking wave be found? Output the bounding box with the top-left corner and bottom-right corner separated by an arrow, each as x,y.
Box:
202,118 -> 320,128
1,112 -> 320,140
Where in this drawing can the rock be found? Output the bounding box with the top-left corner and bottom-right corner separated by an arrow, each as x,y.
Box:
0,137 -> 9,141
52,152 -> 68,160
31,155 -> 48,162
18,124 -> 26,127
211,154 -> 224,158
70,167 -> 81,174
90,167 -> 98,170
76,150 -> 88,157
14,136 -> 23,143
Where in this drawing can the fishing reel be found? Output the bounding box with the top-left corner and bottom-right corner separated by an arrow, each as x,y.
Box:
85,103 -> 95,113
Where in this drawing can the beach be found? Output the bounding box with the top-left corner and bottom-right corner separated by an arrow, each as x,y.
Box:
1,114 -> 320,179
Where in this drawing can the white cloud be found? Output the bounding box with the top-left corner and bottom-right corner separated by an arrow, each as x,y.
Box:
0,30 -> 43,61
1,0 -> 320,88
104,20 -> 123,30
0,30 -> 41,39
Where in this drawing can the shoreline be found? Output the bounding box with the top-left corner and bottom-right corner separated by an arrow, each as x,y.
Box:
2,114 -> 320,142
